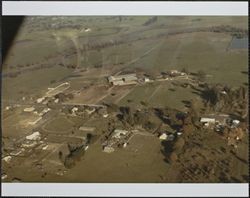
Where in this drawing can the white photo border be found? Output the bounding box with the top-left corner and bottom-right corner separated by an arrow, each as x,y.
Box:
1,1 -> 249,197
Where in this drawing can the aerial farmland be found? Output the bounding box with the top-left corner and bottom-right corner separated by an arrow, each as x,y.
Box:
2,16 -> 248,183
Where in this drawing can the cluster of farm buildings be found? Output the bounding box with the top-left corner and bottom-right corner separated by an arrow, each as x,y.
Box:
2,67 -> 247,181
107,70 -> 187,86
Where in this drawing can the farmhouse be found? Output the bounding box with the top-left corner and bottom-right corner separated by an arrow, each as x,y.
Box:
108,73 -> 138,86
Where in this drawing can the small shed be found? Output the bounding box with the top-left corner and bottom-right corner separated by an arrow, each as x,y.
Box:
159,133 -> 167,140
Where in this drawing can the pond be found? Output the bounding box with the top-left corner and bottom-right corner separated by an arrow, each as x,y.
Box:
230,37 -> 248,49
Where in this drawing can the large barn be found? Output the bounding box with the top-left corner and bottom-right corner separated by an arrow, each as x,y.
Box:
108,73 -> 138,86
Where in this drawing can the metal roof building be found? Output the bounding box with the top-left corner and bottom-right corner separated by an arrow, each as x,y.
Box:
108,73 -> 138,86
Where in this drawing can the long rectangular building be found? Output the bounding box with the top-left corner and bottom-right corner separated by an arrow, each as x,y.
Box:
108,73 -> 138,86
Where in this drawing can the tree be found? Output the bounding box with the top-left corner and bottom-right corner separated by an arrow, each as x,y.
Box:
106,103 -> 119,113
50,80 -> 56,84
140,101 -> 148,106
183,113 -> 192,125
189,99 -> 199,125
181,67 -> 189,74
133,111 -> 146,126
202,85 -> 220,107
67,93 -> 74,100
169,152 -> 178,163
197,70 -> 206,82
64,156 -> 76,169
173,137 -> 185,153
146,69 -> 158,80
143,121 -> 156,131
58,151 -> 63,162
120,106 -> 135,126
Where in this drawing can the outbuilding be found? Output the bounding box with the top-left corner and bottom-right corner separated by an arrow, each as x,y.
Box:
23,107 -> 35,112
159,133 -> 167,140
200,117 -> 216,125
103,146 -> 115,153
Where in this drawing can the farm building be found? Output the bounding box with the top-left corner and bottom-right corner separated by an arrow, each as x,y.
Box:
214,114 -> 230,125
144,77 -> 150,82
159,133 -> 167,140
200,114 -> 230,126
112,129 -> 129,139
28,116 -> 42,125
79,126 -> 95,132
26,131 -> 41,141
46,82 -> 70,97
169,70 -> 186,77
103,146 -> 115,153
200,117 -> 216,126
108,73 -> 138,86
23,107 -> 35,112
39,108 -> 51,116
36,97 -> 45,103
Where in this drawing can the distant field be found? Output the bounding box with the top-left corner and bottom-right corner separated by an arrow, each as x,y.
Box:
2,65 -> 72,101
129,32 -> 248,87
2,16 -> 248,102
118,81 -> 202,111
5,39 -> 59,67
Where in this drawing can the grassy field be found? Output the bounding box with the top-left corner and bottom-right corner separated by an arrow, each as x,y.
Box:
118,81 -> 202,111
128,32 -> 248,87
2,65 -> 72,100
3,16 -> 248,92
43,115 -> 73,133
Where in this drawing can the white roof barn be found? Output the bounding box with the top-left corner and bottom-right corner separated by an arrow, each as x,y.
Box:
200,118 -> 216,123
26,131 -> 41,141
108,73 -> 138,86
159,133 -> 167,140
23,107 -> 35,112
